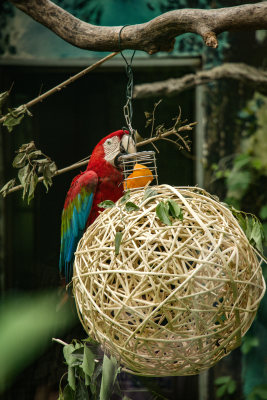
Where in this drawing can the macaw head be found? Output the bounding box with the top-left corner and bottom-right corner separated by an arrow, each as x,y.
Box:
88,129 -> 136,171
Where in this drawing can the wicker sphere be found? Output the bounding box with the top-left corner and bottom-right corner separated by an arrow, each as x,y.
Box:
73,185 -> 265,377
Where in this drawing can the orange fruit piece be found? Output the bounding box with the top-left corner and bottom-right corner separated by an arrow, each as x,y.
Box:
124,163 -> 153,190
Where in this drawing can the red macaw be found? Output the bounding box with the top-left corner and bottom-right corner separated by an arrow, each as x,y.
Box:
59,129 -> 136,282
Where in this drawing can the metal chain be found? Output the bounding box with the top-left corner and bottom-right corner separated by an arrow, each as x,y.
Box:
118,25 -> 136,140
123,61 -> 135,136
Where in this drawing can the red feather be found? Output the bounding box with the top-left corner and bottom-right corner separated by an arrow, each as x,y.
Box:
60,129 -> 128,281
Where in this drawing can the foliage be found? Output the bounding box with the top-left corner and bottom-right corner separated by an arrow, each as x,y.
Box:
211,94 -> 267,399
0,291 -> 74,393
248,385 -> 267,400
227,206 -> 265,255
156,199 -> 183,226
211,152 -> 267,256
57,338 -> 128,400
98,189 -> 184,253
3,105 -> 32,132
215,376 -> 237,399
0,141 -> 57,203
211,153 -> 264,210
241,335 -> 259,355
0,90 -> 33,132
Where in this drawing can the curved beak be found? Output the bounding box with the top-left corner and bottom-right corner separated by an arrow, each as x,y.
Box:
114,134 -> 136,168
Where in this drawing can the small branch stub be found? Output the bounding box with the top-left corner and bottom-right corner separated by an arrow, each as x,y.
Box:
203,32 -> 218,48
10,0 -> 267,53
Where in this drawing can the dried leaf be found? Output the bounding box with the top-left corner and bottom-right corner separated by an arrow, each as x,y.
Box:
145,118 -> 152,128
18,142 -> 36,154
48,161 -> 57,175
0,179 -> 16,197
18,164 -> 30,186
3,111 -> 25,132
12,153 -> 27,168
28,150 -> 42,159
0,91 -> 9,114
18,165 -> 30,200
28,172 -> 38,203
144,111 -> 152,119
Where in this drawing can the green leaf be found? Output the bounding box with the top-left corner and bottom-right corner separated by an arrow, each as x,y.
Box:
62,384 -> 75,400
227,380 -> 237,394
259,205 -> 267,220
215,376 -> 231,385
115,231 -> 123,255
241,335 -> 259,354
63,344 -> 76,365
120,190 -> 130,204
81,345 -> 95,380
156,202 -> 172,226
99,355 -> 119,400
63,343 -> 83,367
216,384 -> 227,398
75,380 -> 89,400
98,200 -> 115,209
250,219 -> 264,253
0,179 -> 16,198
67,367 -> 75,391
12,153 -> 27,168
143,187 -> 158,201
167,199 -> 183,220
125,201 -> 140,212
248,385 -> 267,400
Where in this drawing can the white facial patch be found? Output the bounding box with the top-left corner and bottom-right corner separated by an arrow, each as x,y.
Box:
103,136 -> 120,163
121,134 -> 136,154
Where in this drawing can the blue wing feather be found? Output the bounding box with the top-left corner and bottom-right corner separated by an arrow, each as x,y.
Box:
59,171 -> 98,282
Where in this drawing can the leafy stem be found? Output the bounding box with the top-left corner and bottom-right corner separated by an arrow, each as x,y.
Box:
0,141 -> 57,203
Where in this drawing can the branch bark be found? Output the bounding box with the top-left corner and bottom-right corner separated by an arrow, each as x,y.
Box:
133,63 -> 267,98
10,0 -> 267,54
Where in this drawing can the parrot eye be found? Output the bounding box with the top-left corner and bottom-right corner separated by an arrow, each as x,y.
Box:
106,139 -> 112,145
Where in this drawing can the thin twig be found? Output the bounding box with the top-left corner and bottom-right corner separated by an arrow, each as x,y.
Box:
0,52 -> 119,124
6,121 -> 197,195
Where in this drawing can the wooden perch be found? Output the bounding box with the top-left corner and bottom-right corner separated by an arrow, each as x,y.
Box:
10,0 -> 267,54
133,63 -> 267,98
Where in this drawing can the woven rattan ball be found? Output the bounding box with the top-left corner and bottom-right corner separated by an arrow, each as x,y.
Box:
73,185 -> 265,377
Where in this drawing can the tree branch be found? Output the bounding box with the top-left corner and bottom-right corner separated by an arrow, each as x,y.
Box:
0,52 -> 118,125
133,63 -> 267,98
10,0 -> 267,54
5,121 -> 197,195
